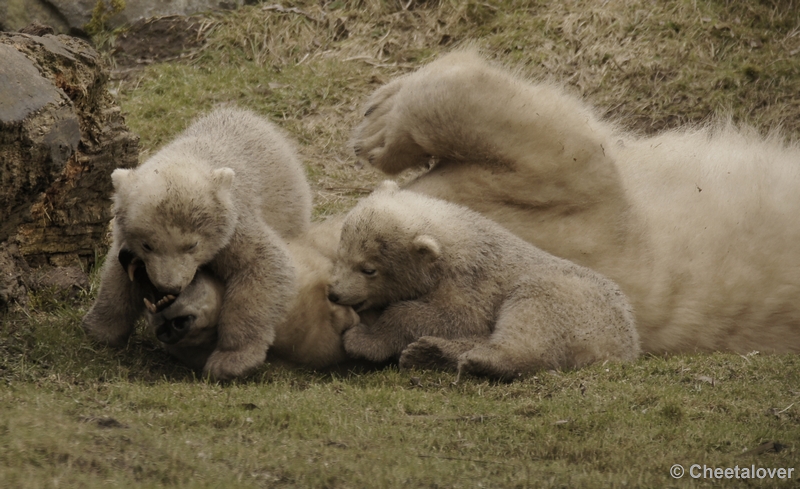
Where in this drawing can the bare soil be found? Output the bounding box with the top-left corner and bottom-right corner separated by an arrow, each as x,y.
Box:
111,15 -> 208,70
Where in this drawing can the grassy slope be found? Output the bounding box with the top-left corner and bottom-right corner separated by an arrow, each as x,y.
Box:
2,0 -> 800,487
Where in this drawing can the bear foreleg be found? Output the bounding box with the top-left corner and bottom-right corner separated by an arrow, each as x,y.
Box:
203,226 -> 296,380
341,322 -> 402,363
82,243 -> 147,346
352,50 -> 608,179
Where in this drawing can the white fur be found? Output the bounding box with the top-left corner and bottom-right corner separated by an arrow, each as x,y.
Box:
330,184 -> 639,378
352,50 -> 800,354
84,107 -> 313,379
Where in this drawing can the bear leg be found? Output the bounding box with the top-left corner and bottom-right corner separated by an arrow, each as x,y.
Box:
353,50 -> 609,179
399,336 -> 485,371
456,345 -> 530,381
342,323 -> 402,363
202,227 -> 296,380
82,245 -> 146,346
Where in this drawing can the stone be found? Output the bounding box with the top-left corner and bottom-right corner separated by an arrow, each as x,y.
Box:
0,31 -> 138,306
0,0 -> 249,36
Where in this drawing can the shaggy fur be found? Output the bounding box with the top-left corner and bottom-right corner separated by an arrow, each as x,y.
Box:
351,50 -> 800,355
328,182 -> 639,380
125,218 -> 359,371
82,107 -> 312,379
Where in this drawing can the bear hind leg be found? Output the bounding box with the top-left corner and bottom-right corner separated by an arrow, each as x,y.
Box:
399,336 -> 486,371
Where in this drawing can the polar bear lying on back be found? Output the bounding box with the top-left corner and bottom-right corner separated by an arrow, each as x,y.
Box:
351,50 -> 800,355
327,182 -> 639,379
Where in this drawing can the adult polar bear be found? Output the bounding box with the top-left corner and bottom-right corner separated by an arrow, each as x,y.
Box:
351,50 -> 800,354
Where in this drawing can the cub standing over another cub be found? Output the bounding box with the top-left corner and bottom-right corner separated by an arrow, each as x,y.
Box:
121,219 -> 360,371
82,107 -> 312,380
351,50 -> 800,355
328,181 -> 639,379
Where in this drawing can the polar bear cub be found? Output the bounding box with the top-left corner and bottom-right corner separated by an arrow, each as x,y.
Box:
120,220 -> 360,371
351,50 -> 800,355
328,182 -> 640,379
82,107 -> 312,380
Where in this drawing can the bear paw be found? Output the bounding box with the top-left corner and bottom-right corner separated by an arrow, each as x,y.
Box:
203,348 -> 266,381
352,79 -> 429,175
342,325 -> 396,362
399,337 -> 457,371
457,349 -> 523,381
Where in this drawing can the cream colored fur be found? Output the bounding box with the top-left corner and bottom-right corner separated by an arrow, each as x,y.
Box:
142,219 -> 358,370
351,50 -> 800,355
329,182 -> 639,379
83,107 -> 313,379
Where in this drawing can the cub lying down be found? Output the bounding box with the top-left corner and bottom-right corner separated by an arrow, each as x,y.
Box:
351,50 -> 800,354
327,182 -> 640,380
120,219 -> 358,370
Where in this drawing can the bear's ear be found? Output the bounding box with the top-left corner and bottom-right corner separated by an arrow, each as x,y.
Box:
376,180 -> 400,194
412,235 -> 440,260
111,168 -> 133,191
211,168 -> 235,191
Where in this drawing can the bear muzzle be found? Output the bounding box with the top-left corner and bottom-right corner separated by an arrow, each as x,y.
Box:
328,291 -> 367,312
155,315 -> 195,344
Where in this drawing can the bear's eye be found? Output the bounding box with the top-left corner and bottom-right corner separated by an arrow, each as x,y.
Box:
186,241 -> 199,252
142,242 -> 153,252
361,267 -> 377,276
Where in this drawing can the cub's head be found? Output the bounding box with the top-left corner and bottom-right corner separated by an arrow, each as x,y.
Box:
120,248 -> 222,370
145,270 -> 223,350
328,181 -> 443,310
149,270 -> 223,370
111,161 -> 237,294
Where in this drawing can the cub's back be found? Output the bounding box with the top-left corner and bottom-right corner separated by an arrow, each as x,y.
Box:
180,107 -> 312,238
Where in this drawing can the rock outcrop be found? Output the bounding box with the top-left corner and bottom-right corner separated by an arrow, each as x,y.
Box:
0,0 -> 247,36
0,31 -> 138,307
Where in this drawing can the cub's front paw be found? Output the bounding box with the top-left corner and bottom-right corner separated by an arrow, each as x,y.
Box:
81,314 -> 131,347
203,347 -> 266,381
399,336 -> 454,371
342,325 -> 394,363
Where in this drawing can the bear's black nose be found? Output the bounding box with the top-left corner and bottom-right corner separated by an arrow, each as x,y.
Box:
328,292 -> 340,304
156,316 -> 193,344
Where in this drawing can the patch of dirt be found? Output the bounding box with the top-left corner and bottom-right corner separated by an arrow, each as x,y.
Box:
0,241 -> 89,309
112,16 -> 207,70
0,242 -> 31,309
32,266 -> 89,299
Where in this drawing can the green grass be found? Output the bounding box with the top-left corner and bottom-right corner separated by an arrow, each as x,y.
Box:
3,0 -> 800,486
2,305 -> 799,488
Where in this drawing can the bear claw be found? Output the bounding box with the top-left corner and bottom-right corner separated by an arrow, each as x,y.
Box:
143,294 -> 177,314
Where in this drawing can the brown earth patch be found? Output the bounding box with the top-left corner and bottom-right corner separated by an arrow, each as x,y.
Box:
112,15 -> 209,70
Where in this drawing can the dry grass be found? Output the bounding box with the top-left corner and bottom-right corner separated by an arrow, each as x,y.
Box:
115,0 -> 800,214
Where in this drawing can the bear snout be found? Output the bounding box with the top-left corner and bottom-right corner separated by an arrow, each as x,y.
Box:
153,282 -> 184,296
327,290 -> 366,311
147,268 -> 195,296
155,315 -> 195,344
